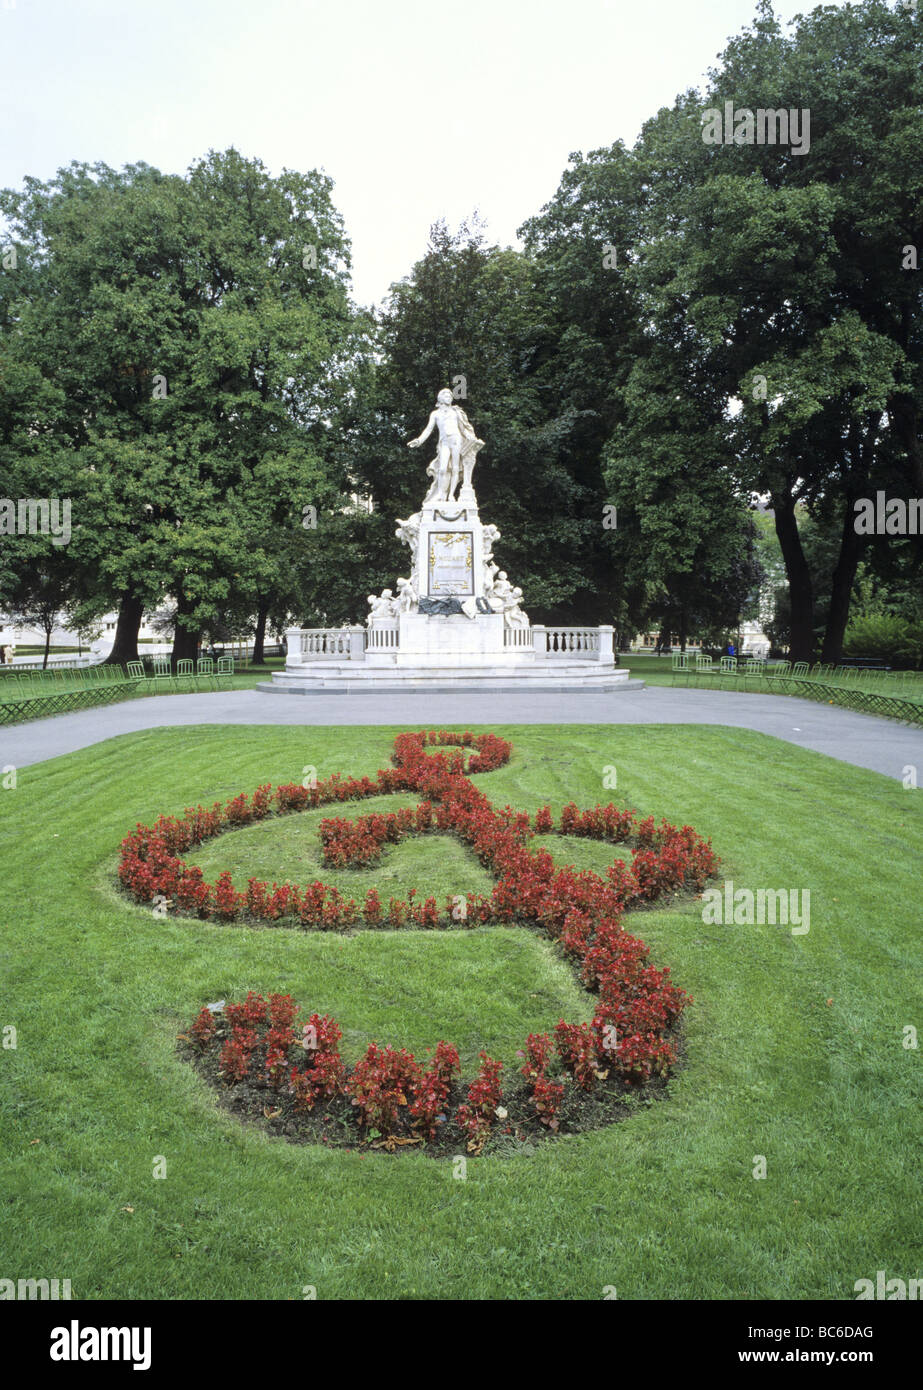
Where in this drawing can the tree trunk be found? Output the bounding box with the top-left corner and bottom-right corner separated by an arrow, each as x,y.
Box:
171,597 -> 200,669
252,599 -> 270,666
43,625 -> 52,670
821,495 -> 866,665
772,488 -> 815,663
104,593 -> 144,666
892,394 -> 923,494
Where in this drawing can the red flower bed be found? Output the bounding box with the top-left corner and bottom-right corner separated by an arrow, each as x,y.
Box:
409,1041 -> 461,1140
349,1043 -> 423,1135
456,1051 -> 505,1153
147,730 -> 718,1152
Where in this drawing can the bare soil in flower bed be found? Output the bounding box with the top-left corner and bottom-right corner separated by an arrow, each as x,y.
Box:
177,1020 -> 685,1158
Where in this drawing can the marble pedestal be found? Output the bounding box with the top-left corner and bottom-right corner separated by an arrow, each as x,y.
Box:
364,611 -> 522,668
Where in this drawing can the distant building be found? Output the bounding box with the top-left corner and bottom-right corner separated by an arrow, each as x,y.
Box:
0,610 -> 166,661
633,621 -> 770,655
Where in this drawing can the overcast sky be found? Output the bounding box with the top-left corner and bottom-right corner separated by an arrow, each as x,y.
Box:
1,0 -> 837,307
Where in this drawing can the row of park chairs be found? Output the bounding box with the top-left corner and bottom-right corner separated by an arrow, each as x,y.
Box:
671,654 -> 923,693
671,654 -> 811,677
665,653 -> 923,724
125,656 -> 234,691
0,662 -> 142,696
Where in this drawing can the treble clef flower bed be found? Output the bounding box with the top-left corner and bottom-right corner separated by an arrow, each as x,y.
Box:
118,731 -> 719,1154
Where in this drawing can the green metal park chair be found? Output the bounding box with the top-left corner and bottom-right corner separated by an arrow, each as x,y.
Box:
791,662 -> 809,678
196,656 -> 217,689
125,661 -> 145,681
151,656 -> 173,690
741,658 -> 767,687
671,652 -> 689,672
719,656 -> 737,675
216,656 -> 235,677
175,658 -> 195,689
695,654 -> 714,673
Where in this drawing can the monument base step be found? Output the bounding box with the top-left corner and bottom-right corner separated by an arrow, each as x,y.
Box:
260,664 -> 641,694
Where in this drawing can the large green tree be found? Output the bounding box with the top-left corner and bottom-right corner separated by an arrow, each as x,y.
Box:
520,1 -> 921,659
626,0 -> 923,660
518,145 -> 648,634
520,141 -> 763,644
0,150 -> 355,663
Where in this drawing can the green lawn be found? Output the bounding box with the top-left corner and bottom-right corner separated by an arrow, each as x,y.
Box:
622,650 -> 674,684
1,722 -> 920,1299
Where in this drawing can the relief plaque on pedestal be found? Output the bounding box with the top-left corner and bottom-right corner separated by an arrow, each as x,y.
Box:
428,530 -> 474,597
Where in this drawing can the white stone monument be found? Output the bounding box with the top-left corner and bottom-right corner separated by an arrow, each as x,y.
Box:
270,389 -> 630,692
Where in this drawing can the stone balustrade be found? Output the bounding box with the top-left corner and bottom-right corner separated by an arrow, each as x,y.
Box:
530,625 -> 614,661
366,620 -> 400,650
286,622 -> 615,664
286,626 -> 363,660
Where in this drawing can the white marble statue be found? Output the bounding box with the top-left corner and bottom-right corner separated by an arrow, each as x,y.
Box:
505,588 -> 529,628
395,512 -> 421,549
396,576 -> 418,612
486,570 -> 528,628
482,523 -> 500,563
408,388 -> 484,504
486,570 -> 513,609
366,589 -> 398,622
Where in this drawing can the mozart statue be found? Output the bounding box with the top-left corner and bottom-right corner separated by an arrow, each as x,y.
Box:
407,388 -> 484,504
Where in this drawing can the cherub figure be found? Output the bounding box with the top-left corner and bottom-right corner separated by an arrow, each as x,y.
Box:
396,576 -> 418,612
486,570 -> 528,627
482,523 -> 500,564
395,512 -> 421,548
366,589 -> 398,623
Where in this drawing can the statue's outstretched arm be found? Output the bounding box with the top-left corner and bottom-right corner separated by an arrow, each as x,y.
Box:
408,410 -> 437,447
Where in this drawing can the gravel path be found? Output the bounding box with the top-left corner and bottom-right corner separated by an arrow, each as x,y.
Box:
4,685 -> 921,781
